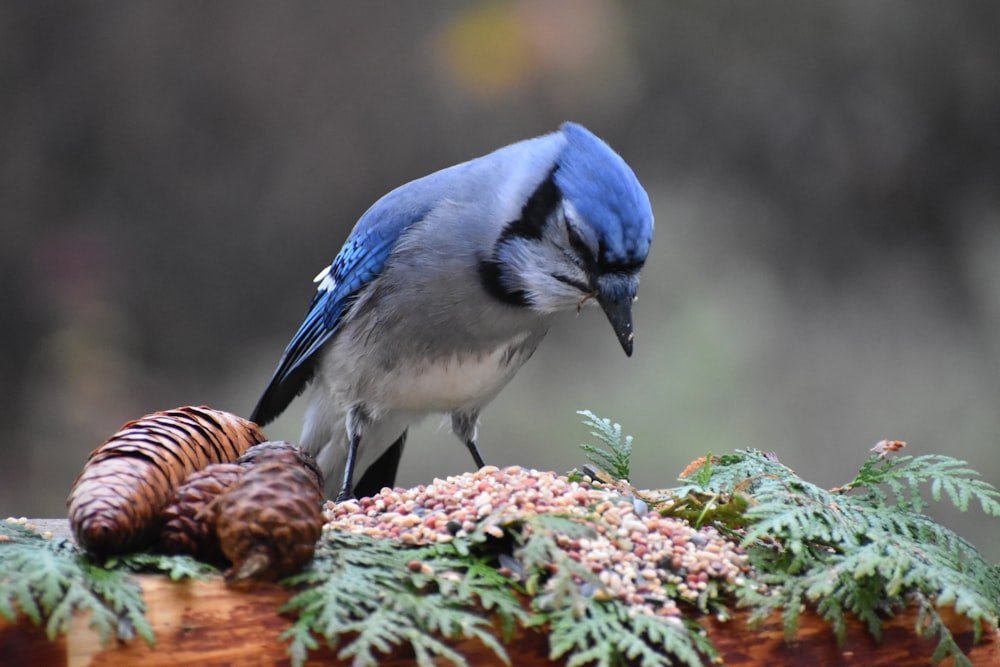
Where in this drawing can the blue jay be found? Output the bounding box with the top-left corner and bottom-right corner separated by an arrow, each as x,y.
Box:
251,122 -> 653,500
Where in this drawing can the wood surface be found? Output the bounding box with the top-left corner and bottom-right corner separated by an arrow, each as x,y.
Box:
2,521 -> 998,666
3,572 -> 998,666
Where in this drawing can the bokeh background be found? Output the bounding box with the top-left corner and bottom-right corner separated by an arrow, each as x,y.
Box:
3,2 -> 999,559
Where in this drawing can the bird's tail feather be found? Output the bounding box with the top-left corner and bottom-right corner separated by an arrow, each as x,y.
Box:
354,432 -> 406,498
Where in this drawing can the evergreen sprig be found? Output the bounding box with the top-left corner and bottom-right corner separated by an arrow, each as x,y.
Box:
677,448 -> 1000,666
840,452 -> 1000,515
578,410 -> 634,481
0,520 -> 215,648
547,602 -> 715,667
281,509 -> 719,667
0,521 -> 154,645
106,551 -> 220,581
280,530 -> 528,667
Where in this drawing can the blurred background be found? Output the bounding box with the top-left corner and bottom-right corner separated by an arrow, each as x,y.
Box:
2,2 -> 999,559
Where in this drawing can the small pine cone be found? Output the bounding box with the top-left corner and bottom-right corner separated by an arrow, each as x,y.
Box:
215,462 -> 324,583
154,463 -> 246,563
237,441 -> 325,491
68,406 -> 266,556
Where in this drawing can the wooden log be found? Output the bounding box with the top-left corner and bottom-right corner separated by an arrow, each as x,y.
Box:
1,571 -> 997,666
3,520 -> 998,665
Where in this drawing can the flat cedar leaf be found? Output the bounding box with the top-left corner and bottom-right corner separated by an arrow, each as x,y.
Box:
337,606 -> 468,667
281,531 -> 522,667
563,644 -> 610,667
779,602 -> 802,642
11,579 -> 43,625
44,594 -> 78,641
0,591 -> 16,623
0,522 -> 158,649
108,552 -> 217,581
31,551 -> 65,611
335,615 -> 403,665
577,410 -> 633,481
284,627 -> 316,667
714,443 -> 1000,665
84,564 -> 155,646
548,600 -> 708,667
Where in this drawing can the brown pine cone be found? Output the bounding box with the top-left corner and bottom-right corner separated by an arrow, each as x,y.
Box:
237,441 -> 325,491
68,406 -> 266,556
215,462 -> 324,583
154,463 -> 246,563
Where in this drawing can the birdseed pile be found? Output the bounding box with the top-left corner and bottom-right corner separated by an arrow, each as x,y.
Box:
325,465 -> 749,618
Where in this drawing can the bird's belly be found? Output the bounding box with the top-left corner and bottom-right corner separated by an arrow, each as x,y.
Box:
382,345 -> 527,411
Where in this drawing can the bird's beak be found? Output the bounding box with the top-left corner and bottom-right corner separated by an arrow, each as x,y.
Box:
596,274 -> 638,357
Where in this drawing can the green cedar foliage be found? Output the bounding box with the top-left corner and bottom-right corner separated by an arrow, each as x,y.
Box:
281,512 -> 719,667
280,531 -> 525,667
668,447 -> 1000,667
578,410 -> 634,482
0,521 -> 211,646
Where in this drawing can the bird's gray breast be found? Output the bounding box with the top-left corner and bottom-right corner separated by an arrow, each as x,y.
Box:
325,232 -> 551,412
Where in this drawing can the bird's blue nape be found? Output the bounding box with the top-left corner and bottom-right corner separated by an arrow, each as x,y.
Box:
554,122 -> 653,267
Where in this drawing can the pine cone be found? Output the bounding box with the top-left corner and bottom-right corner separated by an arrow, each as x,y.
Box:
68,406 -> 266,556
154,463 -> 246,563
237,441 -> 325,491
215,462 -> 324,583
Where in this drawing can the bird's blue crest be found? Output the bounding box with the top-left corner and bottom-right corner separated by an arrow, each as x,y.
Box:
554,123 -> 653,267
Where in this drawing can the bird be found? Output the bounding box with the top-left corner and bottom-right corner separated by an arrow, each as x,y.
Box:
250,122 -> 654,501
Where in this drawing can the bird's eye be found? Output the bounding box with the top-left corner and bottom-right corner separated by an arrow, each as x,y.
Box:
565,224 -> 594,262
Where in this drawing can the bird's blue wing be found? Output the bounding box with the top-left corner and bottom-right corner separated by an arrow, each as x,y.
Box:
250,200 -> 431,425
284,225 -> 396,369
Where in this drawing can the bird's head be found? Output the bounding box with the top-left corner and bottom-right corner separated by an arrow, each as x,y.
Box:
480,123 -> 654,356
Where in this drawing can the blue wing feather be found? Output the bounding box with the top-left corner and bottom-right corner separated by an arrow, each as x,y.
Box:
250,199 -> 431,425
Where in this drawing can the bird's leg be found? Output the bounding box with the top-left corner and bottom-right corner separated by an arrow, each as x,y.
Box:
466,440 -> 486,468
338,405 -> 371,502
452,411 -> 486,469
336,433 -> 361,502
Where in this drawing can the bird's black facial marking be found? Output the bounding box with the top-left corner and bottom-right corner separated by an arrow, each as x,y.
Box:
596,238 -> 646,276
564,223 -> 601,279
497,168 -> 561,244
599,257 -> 646,275
551,272 -> 591,294
565,224 -> 594,264
478,258 -> 530,307
479,168 -> 563,307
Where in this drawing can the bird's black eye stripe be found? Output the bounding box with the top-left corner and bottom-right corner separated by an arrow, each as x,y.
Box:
601,258 -> 646,275
551,273 -> 591,293
497,167 -> 561,244
566,224 -> 593,261
566,223 -> 604,279
596,237 -> 646,274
